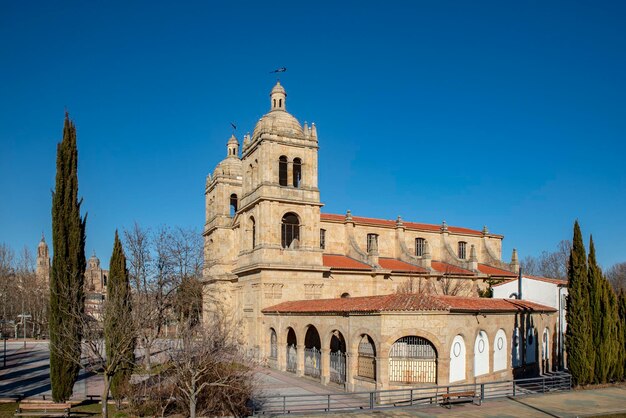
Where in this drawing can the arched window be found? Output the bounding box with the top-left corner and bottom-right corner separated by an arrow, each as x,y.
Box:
230,194 -> 238,217
474,330 -> 490,376
281,213 -> 300,249
278,156 -> 288,186
458,241 -> 467,259
293,158 -> 302,187
493,329 -> 507,371
415,238 -> 425,257
367,233 -> 378,253
250,217 -> 256,249
449,335 -> 466,383
389,336 -> 437,383
320,229 -> 326,249
304,326 -> 321,379
269,328 -> 277,359
358,334 -> 377,380
279,98 -> 282,108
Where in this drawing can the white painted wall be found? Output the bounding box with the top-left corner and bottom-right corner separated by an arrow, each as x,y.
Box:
474,330 -> 490,377
449,335 -> 466,383
493,329 -> 507,371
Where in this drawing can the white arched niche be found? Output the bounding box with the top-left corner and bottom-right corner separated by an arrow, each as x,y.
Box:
542,328 -> 550,361
493,329 -> 507,372
474,330 -> 490,377
449,335 -> 466,383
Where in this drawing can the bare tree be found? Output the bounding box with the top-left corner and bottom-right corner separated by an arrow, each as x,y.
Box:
435,274 -> 472,296
396,276 -> 433,294
607,262 -> 626,292
521,240 -> 571,280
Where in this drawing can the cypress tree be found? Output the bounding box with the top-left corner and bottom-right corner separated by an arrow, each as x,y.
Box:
588,236 -> 604,382
566,221 -> 593,385
105,231 -> 135,403
49,113 -> 87,402
617,291 -> 626,380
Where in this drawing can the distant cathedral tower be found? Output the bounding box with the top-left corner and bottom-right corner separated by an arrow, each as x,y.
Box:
36,234 -> 50,283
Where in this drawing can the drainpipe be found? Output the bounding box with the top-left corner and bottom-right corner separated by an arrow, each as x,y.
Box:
518,267 -> 523,300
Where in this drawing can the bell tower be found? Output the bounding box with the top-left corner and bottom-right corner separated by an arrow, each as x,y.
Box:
36,234 -> 50,283
236,82 -> 323,270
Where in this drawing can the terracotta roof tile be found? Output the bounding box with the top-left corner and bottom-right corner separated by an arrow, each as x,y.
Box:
378,258 -> 428,273
431,261 -> 474,275
262,293 -> 555,314
320,213 -> 484,236
322,254 -> 371,270
478,264 -> 518,277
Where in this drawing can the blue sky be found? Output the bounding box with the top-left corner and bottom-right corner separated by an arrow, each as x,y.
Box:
1,1 -> 625,269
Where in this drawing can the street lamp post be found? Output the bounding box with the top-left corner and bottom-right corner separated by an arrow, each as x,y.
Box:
17,314 -> 31,348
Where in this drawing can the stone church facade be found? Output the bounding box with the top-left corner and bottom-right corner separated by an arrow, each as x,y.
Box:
203,82 -> 558,390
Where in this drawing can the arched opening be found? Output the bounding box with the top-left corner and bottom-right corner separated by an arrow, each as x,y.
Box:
358,334 -> 377,381
512,327 -> 521,367
279,98 -> 282,108
250,217 -> 256,249
304,326 -> 321,378
449,335 -> 466,383
273,99 -> 276,108
542,328 -> 550,372
493,329 -> 507,372
458,241 -> 467,259
230,194 -> 238,217
286,327 -> 297,373
474,330 -> 490,376
329,330 -> 346,384
415,238 -> 425,257
340,292 -> 350,298
526,327 -> 537,364
293,157 -> 302,187
278,156 -> 288,186
269,328 -> 277,359
281,212 -> 300,249
389,336 -> 437,383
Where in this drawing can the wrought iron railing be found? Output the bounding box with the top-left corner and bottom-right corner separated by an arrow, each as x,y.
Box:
252,373 -> 571,415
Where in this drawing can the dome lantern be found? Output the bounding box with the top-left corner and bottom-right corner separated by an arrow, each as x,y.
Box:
227,134 -> 239,158
270,81 -> 286,112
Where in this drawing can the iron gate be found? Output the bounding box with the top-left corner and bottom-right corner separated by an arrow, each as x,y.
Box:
304,347 -> 321,378
329,351 -> 346,384
286,344 -> 297,373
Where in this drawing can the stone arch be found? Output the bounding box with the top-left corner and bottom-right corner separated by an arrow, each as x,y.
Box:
293,157 -> 302,187
281,212 -> 300,249
449,334 -> 466,383
321,325 -> 350,349
382,329 -> 443,357
304,324 -> 321,350
304,325 -> 322,379
269,327 -> 278,359
349,328 -> 380,355
278,155 -> 288,186
474,330 -> 490,376
357,333 -> 377,381
388,335 -> 438,384
493,329 -> 507,372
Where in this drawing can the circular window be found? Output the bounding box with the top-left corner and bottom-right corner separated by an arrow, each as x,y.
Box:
453,341 -> 461,357
497,337 -> 504,350
478,339 -> 485,353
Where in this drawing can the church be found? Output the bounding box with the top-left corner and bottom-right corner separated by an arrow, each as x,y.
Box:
202,82 -> 558,391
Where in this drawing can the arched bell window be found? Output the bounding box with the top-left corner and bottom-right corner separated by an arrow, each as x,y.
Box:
281,212 -> 300,249
250,216 -> 256,248
279,156 -> 288,186
230,194 -> 238,217
293,158 -> 302,187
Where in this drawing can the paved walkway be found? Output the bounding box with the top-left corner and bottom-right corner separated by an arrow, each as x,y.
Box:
289,385 -> 626,418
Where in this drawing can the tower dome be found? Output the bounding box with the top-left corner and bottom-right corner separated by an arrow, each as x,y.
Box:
252,82 -> 304,140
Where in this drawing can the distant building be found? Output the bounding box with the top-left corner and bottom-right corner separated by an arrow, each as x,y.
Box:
492,274 -> 568,371
36,234 -> 50,284
203,82 -> 558,391
36,238 -> 108,317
